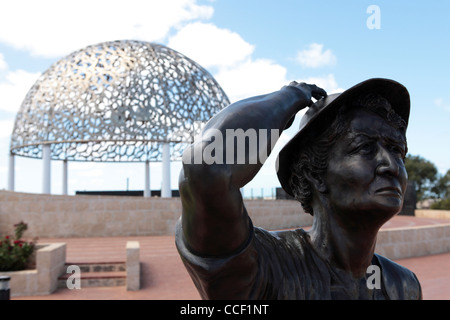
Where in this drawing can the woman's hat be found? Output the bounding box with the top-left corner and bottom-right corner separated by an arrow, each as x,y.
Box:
276,78 -> 410,197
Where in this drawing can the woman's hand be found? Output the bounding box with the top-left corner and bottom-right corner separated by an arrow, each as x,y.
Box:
282,82 -> 327,128
286,81 -> 328,106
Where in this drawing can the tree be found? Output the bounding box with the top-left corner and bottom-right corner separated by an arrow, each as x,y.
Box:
431,198 -> 450,210
433,169 -> 450,199
404,154 -> 438,201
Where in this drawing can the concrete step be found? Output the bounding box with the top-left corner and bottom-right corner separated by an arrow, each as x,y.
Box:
68,261 -> 126,273
58,262 -> 126,288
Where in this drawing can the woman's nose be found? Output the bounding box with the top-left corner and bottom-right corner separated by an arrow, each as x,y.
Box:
376,145 -> 400,177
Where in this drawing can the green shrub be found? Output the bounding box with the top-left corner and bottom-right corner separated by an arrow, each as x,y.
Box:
430,198 -> 450,210
0,222 -> 35,271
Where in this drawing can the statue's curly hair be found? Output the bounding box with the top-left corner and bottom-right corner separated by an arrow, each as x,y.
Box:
288,93 -> 407,215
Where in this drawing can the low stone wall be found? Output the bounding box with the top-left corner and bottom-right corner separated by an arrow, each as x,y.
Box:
415,209 -> 450,220
0,242 -> 66,297
0,190 -> 311,238
376,223 -> 450,260
246,199 -> 312,230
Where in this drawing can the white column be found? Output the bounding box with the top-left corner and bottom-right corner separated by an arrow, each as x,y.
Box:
8,153 -> 15,191
144,160 -> 150,197
161,143 -> 171,198
62,159 -> 68,195
42,144 -> 51,194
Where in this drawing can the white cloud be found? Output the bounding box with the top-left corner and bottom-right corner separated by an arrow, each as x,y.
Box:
215,58 -> 288,102
0,68 -> 40,150
0,0 -> 213,58
0,53 -> 7,70
0,69 -> 41,113
168,22 -> 254,69
0,57 -> 41,156
296,43 -> 336,68
215,62 -> 342,114
213,60 -> 342,105
0,120 -> 14,139
434,97 -> 450,112
0,2 -> 341,112
300,74 -> 343,94
434,98 -> 443,106
168,21 -> 289,103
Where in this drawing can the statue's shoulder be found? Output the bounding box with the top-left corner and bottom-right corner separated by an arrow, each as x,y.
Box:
253,227 -> 311,252
254,226 -> 308,241
374,253 -> 422,300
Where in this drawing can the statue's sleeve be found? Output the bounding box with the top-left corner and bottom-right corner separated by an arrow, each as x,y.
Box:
175,217 -> 260,299
175,218 -> 315,300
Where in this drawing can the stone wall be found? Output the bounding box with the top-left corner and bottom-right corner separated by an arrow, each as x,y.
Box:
415,209 -> 450,220
0,190 -> 311,238
376,223 -> 450,260
0,242 -> 66,297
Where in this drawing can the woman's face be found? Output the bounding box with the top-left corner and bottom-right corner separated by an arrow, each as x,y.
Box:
324,109 -> 408,226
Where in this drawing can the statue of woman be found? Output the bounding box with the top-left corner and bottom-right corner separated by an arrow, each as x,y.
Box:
175,78 -> 422,300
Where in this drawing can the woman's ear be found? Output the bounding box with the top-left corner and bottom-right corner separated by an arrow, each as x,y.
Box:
303,170 -> 328,193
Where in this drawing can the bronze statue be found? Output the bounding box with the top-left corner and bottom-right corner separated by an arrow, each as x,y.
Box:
175,78 -> 422,300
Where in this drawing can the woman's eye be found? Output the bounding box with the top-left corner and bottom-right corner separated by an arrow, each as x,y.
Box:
388,145 -> 405,157
349,142 -> 374,156
358,142 -> 374,154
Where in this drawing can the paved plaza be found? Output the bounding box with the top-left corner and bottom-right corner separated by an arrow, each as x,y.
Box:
11,215 -> 450,300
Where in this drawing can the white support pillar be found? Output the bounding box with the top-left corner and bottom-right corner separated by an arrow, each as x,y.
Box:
161,143 -> 171,198
8,153 -> 15,191
144,160 -> 150,198
62,159 -> 68,195
42,144 -> 51,194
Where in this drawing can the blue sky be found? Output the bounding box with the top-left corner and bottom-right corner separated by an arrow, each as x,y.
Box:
0,0 -> 449,196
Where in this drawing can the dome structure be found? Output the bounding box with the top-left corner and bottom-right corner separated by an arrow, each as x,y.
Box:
10,40 -> 230,162
8,40 -> 230,196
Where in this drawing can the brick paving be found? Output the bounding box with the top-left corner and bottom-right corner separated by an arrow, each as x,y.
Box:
12,215 -> 450,300
396,253 -> 450,300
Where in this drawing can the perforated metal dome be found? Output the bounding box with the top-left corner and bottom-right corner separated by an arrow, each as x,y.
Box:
10,40 -> 230,162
